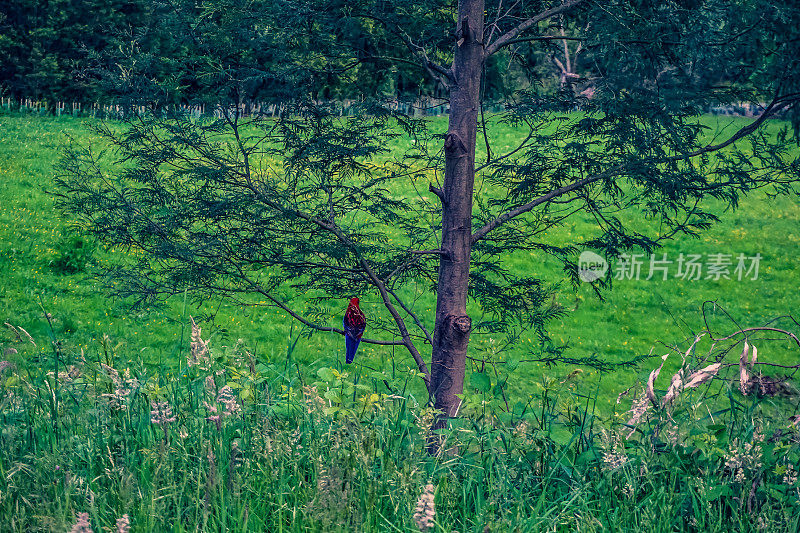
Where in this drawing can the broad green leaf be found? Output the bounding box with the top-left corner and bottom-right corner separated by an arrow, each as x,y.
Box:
470,372 -> 491,393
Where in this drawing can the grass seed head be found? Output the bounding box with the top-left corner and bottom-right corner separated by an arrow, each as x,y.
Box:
150,400 -> 177,425
16,325 -> 36,346
101,364 -> 137,411
188,316 -> 211,369
783,463 -> 798,485
115,514 -> 130,533
600,430 -> 628,470
303,385 -> 326,413
70,512 -> 92,533
625,390 -> 651,438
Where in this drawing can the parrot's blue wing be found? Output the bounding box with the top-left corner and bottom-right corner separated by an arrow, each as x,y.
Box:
344,316 -> 364,364
345,335 -> 361,364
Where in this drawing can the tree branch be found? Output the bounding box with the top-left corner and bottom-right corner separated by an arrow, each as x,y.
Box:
429,183 -> 445,202
485,0 -> 588,57
386,287 -> 434,346
471,95 -> 796,244
497,35 -> 585,48
248,283 -> 404,346
358,13 -> 454,87
471,170 -> 612,243
682,97 -> 791,156
222,127 -> 432,387
474,128 -> 535,173
343,234 -> 433,390
272,196 -> 432,388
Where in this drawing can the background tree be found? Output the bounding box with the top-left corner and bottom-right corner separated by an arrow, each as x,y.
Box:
56,0 -> 800,439
0,0 -> 151,102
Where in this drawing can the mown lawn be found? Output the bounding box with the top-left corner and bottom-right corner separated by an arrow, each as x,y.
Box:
0,112 -> 798,412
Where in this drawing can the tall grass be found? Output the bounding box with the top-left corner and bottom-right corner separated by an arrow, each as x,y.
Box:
1,318 -> 799,532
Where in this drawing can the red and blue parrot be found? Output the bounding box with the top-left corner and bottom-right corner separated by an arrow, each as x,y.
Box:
343,297 -> 366,364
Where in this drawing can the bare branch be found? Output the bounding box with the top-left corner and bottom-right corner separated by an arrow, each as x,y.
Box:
485,0 -> 588,57
713,327 -> 800,349
551,55 -> 567,73
249,284 -> 404,346
386,287 -> 434,345
410,249 -> 446,255
429,183 -> 445,203
485,0 -> 505,46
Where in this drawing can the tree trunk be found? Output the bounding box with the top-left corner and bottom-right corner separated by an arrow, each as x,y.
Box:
429,0 -> 484,429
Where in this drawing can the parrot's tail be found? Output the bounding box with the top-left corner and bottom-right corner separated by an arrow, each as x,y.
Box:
345,335 -> 361,364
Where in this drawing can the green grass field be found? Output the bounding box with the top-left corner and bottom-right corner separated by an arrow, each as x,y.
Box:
1,113 -> 800,531
1,113 -> 798,408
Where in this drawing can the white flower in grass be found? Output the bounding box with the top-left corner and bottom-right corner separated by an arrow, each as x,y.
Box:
413,484 -> 436,532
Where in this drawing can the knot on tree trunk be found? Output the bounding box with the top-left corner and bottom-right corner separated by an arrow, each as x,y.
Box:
451,315 -> 471,334
444,132 -> 467,156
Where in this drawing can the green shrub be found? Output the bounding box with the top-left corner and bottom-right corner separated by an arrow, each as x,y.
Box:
50,231 -> 95,274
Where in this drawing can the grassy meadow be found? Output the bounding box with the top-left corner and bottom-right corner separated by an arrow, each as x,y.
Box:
1,112 -> 798,405
1,111 -> 800,531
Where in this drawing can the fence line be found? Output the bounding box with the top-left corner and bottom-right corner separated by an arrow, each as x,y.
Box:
0,96 -> 772,120
0,96 -> 458,120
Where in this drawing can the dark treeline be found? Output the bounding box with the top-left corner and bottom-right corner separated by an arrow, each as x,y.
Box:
0,0 -> 585,107
0,0 -> 148,102
0,0 -> 433,104
0,0 -> 788,113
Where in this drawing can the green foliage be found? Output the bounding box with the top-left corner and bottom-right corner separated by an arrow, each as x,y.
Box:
100,0 -> 310,107
54,103 -> 435,309
53,100 -> 800,383
45,3 -> 800,393
5,0 -> 800,111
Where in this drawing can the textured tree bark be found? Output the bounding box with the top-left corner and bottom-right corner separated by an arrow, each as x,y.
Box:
429,0 -> 484,433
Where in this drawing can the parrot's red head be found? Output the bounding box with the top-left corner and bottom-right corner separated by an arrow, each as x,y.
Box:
349,297 -> 360,307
